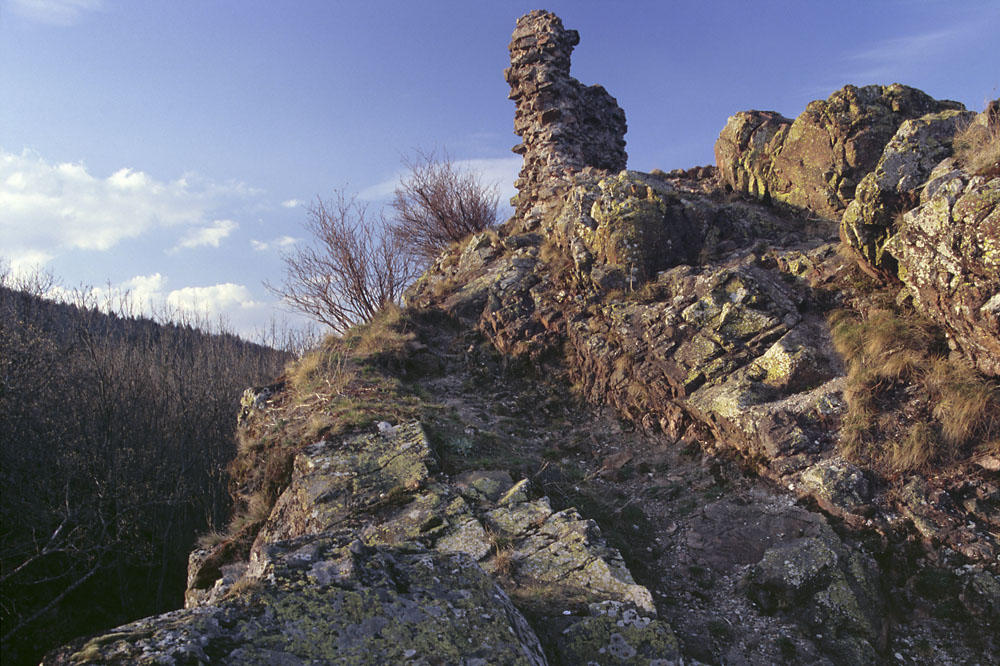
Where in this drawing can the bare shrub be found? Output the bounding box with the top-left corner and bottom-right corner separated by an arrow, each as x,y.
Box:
266,192 -> 419,334
391,150 -> 500,264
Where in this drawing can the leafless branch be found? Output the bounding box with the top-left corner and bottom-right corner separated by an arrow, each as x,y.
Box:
265,192 -> 419,333
390,149 -> 500,264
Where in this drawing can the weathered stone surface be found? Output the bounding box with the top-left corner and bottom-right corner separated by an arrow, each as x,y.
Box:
553,601 -> 680,665
885,167 -> 1000,375
47,535 -> 549,666
714,110 -> 791,200
840,108 -> 975,275
799,458 -> 873,515
505,10 -> 627,219
716,84 -> 964,218
250,421 -> 438,552
745,528 -> 884,664
498,502 -> 655,613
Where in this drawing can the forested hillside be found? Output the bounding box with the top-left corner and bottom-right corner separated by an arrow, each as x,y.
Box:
0,279 -> 291,666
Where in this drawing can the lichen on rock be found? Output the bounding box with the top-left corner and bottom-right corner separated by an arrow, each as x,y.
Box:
716,84 -> 965,219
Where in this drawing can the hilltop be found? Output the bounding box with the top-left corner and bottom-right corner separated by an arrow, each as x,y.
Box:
44,10 -> 998,666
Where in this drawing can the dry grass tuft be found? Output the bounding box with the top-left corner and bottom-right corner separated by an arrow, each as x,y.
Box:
222,575 -> 263,601
953,113 -> 1000,177
925,357 -> 1000,448
892,422 -> 938,472
830,304 -> 1000,471
195,529 -> 228,550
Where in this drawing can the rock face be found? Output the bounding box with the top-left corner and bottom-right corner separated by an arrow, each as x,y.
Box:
886,163 -> 1000,375
714,109 -> 792,201
840,108 -> 975,276
505,10 -> 627,220
48,534 -> 549,665
716,84 -> 964,218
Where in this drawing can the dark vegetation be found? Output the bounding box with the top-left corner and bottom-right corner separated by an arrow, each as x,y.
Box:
0,274 -> 290,666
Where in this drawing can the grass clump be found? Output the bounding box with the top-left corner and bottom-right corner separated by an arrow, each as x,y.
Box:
830,305 -> 1000,472
953,110 -> 1000,178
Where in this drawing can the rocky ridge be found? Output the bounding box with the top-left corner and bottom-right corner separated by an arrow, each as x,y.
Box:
46,10 -> 998,666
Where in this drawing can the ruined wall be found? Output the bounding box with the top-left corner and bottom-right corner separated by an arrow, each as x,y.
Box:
505,10 -> 627,220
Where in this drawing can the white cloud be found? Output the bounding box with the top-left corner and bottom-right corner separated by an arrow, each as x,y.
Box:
0,148 -> 256,269
170,219 -> 238,252
45,273 -> 275,336
9,0 -> 104,26
166,283 -> 263,314
281,198 -> 304,208
251,235 -> 298,251
45,273 -> 167,314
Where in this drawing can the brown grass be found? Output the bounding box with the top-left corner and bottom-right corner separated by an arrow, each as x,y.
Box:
892,422 -> 938,472
485,526 -> 516,577
195,529 -> 228,550
222,575 -> 263,601
925,357 -> 1000,448
953,114 -> 1000,177
830,304 -> 1000,471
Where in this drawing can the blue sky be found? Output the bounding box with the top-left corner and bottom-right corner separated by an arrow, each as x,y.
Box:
2,0 -> 998,336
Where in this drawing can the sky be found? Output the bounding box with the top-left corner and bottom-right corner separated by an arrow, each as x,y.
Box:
2,0 -> 998,338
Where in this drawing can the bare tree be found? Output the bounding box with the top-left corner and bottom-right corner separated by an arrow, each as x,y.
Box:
390,150 -> 500,264
266,192 -> 419,334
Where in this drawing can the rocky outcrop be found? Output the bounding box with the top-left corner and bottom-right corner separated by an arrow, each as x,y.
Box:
714,110 -> 791,201
505,10 -> 627,221
745,523 -> 884,664
885,162 -> 1000,375
48,534 -> 549,665
840,108 -> 975,276
716,84 -> 964,218
44,11 -> 1000,666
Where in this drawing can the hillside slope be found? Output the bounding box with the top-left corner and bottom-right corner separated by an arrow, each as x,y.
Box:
45,10 -> 998,666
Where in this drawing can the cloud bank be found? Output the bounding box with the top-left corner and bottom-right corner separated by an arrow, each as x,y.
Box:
0,148 -> 256,269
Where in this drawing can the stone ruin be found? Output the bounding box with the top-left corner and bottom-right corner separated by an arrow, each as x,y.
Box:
505,10 -> 627,220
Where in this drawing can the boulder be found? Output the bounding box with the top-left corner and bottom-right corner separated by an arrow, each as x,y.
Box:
885,167 -> 1000,375
745,529 -> 884,665
840,108 -> 975,276
46,535 -> 549,665
714,110 -> 791,200
716,84 -> 964,218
